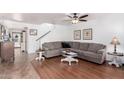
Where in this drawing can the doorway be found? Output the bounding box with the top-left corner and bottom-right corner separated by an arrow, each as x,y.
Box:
12,32 -> 21,48
10,28 -> 27,56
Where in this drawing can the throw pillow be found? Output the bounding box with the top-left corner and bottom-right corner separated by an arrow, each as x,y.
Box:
61,42 -> 71,48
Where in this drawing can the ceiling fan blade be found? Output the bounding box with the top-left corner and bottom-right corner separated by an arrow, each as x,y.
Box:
79,19 -> 87,22
79,15 -> 88,19
67,15 -> 72,18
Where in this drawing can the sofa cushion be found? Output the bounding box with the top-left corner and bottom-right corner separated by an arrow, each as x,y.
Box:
53,42 -> 62,49
43,49 -> 62,58
88,43 -> 105,53
70,48 -> 82,53
42,42 -> 61,50
83,51 -> 102,59
42,42 -> 55,50
79,43 -> 89,51
72,42 -> 80,49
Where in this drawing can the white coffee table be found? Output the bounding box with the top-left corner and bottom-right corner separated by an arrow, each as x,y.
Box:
61,51 -> 78,66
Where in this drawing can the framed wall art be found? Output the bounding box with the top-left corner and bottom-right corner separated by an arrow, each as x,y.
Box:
74,30 -> 81,40
30,29 -> 37,36
83,28 -> 92,40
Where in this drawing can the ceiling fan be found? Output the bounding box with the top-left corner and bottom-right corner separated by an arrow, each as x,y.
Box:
65,13 -> 88,24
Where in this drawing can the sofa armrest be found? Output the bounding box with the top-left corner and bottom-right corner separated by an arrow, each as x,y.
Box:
42,46 -> 49,51
97,49 -> 106,54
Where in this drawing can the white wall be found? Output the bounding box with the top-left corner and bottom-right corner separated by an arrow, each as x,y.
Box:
3,20 -> 39,54
2,20 -> 72,54
2,13 -> 124,54
27,23 -> 72,53
35,23 -> 72,52
71,14 -> 124,53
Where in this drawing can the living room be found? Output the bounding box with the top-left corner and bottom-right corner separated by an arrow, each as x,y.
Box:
1,0 -> 124,93
0,13 -> 124,79
1,13 -> 124,53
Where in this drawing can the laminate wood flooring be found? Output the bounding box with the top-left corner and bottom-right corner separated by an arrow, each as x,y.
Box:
0,48 -> 40,79
1,48 -> 124,79
31,57 -> 124,79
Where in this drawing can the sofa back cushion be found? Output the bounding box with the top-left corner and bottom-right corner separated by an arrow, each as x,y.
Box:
79,43 -> 89,51
53,42 -> 62,49
42,42 -> 54,50
42,42 -> 62,50
72,42 -> 80,49
88,43 -> 105,53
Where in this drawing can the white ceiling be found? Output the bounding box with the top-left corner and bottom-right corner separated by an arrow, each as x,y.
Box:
0,13 -> 111,25
0,13 -> 91,24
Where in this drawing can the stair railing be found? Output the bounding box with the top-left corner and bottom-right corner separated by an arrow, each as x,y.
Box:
36,31 -> 51,50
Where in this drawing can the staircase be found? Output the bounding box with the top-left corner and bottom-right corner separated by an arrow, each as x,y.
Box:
36,31 -> 51,50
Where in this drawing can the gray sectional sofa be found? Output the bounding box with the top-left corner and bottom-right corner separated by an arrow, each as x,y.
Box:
42,41 -> 106,64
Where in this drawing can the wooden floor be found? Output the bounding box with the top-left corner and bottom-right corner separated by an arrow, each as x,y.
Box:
0,48 -> 40,79
1,48 -> 124,79
32,57 -> 124,79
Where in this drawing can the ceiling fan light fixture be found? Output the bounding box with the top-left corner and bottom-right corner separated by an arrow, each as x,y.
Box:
72,19 -> 79,24
65,13 -> 88,24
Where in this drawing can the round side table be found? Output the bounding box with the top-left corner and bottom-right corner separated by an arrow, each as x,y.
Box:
107,52 -> 124,67
35,50 -> 45,61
